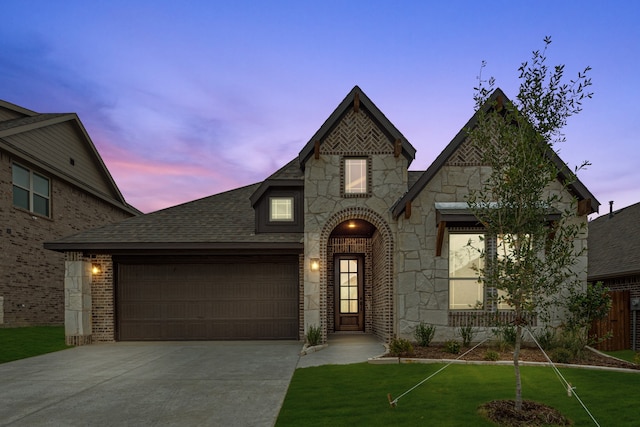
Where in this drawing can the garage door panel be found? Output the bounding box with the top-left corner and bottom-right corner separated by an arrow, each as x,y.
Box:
117,260 -> 298,340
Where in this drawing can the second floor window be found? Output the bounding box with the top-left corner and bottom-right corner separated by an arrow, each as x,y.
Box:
344,158 -> 367,194
12,163 -> 50,217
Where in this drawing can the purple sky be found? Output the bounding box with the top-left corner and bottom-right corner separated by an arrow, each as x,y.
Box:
1,1 -> 638,216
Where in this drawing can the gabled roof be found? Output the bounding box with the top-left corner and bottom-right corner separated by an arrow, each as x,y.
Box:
392,88 -> 600,218
298,86 -> 416,168
0,99 -> 37,117
45,183 -> 303,252
249,158 -> 304,207
588,201 -> 640,280
0,100 -> 139,215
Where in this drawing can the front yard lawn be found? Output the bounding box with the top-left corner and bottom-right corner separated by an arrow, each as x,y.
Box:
277,363 -> 640,426
0,326 -> 71,364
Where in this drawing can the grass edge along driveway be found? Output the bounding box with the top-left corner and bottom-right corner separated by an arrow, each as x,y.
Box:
0,326 -> 71,364
277,363 -> 640,426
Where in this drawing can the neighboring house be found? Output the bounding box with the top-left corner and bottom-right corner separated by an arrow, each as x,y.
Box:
588,201 -> 640,350
0,99 -> 139,327
45,87 -> 598,345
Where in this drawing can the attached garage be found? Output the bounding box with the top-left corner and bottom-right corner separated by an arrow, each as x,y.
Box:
115,256 -> 299,341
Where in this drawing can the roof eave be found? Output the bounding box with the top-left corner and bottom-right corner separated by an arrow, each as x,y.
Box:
44,241 -> 305,253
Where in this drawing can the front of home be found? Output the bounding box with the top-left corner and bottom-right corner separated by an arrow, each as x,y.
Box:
45,87 -> 599,345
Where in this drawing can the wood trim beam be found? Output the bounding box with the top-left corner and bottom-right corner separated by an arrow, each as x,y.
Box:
404,201 -> 411,219
577,198 -> 591,216
354,92 -> 360,113
314,140 -> 320,159
394,138 -> 401,157
436,221 -> 446,257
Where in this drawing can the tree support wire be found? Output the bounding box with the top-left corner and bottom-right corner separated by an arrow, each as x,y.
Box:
387,338 -> 489,407
388,330 -> 602,427
524,327 -> 601,427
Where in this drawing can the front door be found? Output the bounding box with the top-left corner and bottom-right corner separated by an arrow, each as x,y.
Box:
334,255 -> 364,331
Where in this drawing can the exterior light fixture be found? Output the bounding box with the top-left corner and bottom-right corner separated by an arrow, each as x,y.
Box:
91,264 -> 102,275
348,221 -> 356,228
310,258 -> 320,271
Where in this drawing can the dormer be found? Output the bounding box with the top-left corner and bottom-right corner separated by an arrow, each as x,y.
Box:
249,159 -> 304,233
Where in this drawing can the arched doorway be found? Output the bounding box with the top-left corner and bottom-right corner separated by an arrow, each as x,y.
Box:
320,209 -> 394,341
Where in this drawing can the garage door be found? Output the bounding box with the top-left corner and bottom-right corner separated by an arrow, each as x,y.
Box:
116,260 -> 299,340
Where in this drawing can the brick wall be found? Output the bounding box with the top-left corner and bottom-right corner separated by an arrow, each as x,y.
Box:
0,152 -> 135,325
90,254 -> 115,342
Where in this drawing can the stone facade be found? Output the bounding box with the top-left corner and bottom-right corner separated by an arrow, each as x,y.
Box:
395,159 -> 589,341
0,151 -> 135,326
303,106 -> 406,342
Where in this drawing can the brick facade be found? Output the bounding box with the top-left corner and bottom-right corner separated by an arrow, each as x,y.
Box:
0,152 -> 134,326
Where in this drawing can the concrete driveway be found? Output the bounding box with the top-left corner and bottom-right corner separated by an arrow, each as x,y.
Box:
0,341 -> 301,427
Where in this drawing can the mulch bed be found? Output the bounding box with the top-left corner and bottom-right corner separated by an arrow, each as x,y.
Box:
399,344 -> 639,370
478,400 -> 571,427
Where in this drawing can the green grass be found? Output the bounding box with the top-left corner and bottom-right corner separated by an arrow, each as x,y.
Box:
604,349 -> 639,364
0,326 -> 71,363
277,363 -> 640,426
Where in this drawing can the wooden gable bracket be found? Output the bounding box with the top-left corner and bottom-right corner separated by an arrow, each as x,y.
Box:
404,201 -> 412,219
394,138 -> 402,157
577,198 -> 591,216
436,221 -> 446,257
354,92 -> 360,113
314,140 -> 320,159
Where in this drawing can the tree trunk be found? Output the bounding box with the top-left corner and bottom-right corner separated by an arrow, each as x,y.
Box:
513,322 -> 523,411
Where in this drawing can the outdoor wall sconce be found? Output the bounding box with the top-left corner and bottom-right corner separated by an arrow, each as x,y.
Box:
91,263 -> 102,275
310,258 -> 320,272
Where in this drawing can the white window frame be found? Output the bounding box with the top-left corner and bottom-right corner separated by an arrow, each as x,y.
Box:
269,197 -> 294,222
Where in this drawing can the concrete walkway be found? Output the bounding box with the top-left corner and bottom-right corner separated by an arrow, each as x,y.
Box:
297,334 -> 386,368
0,335 -> 384,427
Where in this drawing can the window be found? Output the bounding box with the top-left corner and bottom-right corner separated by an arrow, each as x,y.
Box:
449,233 -> 484,309
12,164 -> 50,217
448,232 -> 518,311
269,197 -> 294,222
344,158 -> 367,194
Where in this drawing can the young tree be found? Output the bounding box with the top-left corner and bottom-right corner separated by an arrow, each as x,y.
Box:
467,37 -> 592,411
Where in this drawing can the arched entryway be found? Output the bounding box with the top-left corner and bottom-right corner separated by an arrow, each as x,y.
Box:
320,208 -> 394,342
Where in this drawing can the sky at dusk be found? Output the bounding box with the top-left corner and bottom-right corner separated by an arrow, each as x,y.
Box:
1,1 -> 638,215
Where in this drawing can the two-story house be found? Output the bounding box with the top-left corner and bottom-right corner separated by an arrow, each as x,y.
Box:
45,87 -> 598,345
1,99 -> 139,327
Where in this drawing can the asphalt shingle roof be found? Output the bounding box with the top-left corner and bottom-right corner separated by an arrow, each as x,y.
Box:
46,183 -> 303,251
588,201 -> 640,280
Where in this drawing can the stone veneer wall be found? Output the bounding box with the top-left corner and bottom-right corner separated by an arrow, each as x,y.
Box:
302,107 -> 406,343
396,161 -> 588,341
63,252 -> 116,344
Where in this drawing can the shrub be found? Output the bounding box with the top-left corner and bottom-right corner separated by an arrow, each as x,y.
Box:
634,352 -> 640,365
389,338 -> 414,357
483,350 -> 500,361
458,324 -> 476,347
550,347 -> 572,364
414,322 -> 436,347
533,327 -> 556,350
492,324 -> 518,351
306,324 -> 321,346
444,340 -> 461,354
